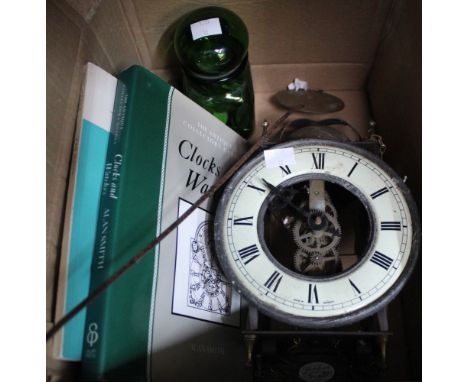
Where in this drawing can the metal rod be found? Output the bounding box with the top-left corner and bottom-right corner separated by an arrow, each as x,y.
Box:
46,111 -> 292,342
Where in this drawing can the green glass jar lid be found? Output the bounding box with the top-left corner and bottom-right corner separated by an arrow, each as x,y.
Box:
174,6 -> 249,80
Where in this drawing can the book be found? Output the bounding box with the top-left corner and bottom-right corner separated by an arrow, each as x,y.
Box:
82,65 -> 249,381
53,63 -> 117,360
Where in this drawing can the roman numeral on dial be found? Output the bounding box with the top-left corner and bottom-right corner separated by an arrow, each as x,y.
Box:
308,284 -> 319,304
280,165 -> 291,175
370,251 -> 393,270
233,216 -> 254,226
247,184 -> 266,193
264,271 -> 283,292
238,244 -> 260,265
370,187 -> 389,199
347,162 -> 358,177
349,279 -> 361,294
312,153 -> 325,169
380,221 -> 401,231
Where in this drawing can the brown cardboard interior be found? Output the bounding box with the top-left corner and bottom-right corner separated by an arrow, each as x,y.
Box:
47,0 -> 421,379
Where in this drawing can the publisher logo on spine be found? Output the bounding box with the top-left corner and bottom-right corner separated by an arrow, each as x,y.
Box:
86,323 -> 99,347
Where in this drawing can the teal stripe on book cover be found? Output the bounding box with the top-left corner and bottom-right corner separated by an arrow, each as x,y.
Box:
63,120 -> 109,360
82,66 -> 172,380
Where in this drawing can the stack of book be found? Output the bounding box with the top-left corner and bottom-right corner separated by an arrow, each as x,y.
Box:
55,63 -> 250,381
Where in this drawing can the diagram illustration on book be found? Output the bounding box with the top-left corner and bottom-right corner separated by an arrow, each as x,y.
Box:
188,221 -> 231,315
172,198 -> 241,327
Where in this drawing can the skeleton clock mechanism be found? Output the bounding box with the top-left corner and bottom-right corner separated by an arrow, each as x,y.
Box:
213,90 -> 421,381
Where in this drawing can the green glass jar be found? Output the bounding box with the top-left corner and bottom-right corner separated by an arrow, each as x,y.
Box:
174,6 -> 255,139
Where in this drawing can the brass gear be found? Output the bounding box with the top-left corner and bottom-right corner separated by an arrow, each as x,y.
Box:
292,213 -> 341,254
293,248 -> 340,273
291,193 -> 341,274
324,193 -> 338,218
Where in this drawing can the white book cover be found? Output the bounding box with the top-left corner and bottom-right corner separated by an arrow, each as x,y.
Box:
54,63 -> 117,360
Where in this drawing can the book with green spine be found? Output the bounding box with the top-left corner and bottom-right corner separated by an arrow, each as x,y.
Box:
82,65 -> 249,381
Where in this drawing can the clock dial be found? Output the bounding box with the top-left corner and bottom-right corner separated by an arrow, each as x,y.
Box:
214,140 -> 420,328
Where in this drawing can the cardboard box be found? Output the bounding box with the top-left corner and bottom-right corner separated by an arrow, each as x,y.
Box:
47,0 -> 421,380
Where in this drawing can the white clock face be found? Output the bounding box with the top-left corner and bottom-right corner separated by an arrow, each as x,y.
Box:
214,140 -> 419,327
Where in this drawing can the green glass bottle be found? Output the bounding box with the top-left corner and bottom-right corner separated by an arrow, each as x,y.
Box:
174,6 -> 255,139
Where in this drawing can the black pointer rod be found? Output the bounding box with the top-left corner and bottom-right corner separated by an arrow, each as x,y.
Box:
46,111 -> 292,342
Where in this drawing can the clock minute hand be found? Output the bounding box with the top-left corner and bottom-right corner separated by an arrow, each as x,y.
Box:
261,178 -> 309,221
261,178 -> 335,234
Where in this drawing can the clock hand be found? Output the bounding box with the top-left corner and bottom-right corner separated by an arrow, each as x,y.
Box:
262,179 -> 339,236
261,178 -> 310,221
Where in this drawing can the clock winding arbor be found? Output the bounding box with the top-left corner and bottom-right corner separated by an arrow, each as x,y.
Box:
214,136 -> 420,378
